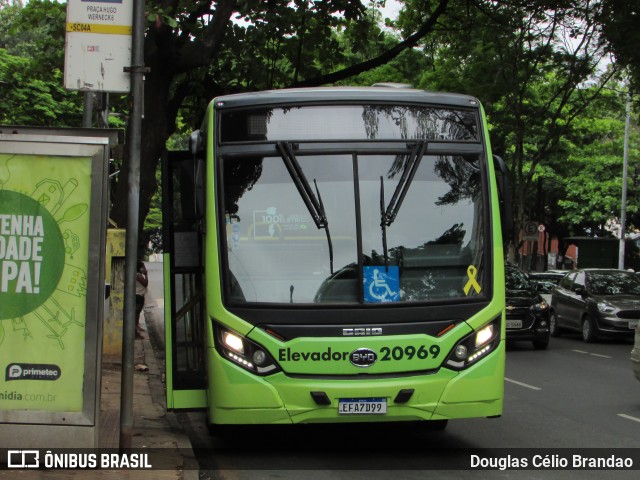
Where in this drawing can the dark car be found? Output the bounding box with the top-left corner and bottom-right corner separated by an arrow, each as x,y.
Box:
505,264 -> 551,349
528,270 -> 568,304
550,268 -> 640,342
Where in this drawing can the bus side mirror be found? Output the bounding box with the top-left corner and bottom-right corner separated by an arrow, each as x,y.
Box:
179,158 -> 205,221
493,155 -> 514,244
190,130 -> 203,156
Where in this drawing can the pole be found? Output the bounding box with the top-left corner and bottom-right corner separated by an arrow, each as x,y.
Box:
82,92 -> 93,128
618,93 -> 631,270
120,0 -> 146,450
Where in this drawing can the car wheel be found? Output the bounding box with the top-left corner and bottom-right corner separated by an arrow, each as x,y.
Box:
549,312 -> 561,337
581,315 -> 597,343
532,336 -> 549,350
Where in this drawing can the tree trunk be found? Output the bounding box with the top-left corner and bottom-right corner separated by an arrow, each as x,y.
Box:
109,56 -> 174,255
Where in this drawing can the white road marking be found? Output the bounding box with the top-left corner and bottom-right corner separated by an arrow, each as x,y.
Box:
617,413 -> 640,424
572,349 -> 611,359
505,377 -> 542,391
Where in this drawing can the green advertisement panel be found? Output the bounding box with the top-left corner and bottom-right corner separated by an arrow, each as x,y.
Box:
0,153 -> 92,413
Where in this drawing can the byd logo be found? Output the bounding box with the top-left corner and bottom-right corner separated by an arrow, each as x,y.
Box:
350,348 -> 377,367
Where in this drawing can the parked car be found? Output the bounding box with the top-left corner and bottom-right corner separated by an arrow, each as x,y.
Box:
528,270 -> 568,304
550,268 -> 640,342
505,264 -> 551,349
632,321 -> 640,382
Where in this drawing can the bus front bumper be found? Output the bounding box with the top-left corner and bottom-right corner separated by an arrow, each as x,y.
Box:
206,343 -> 505,425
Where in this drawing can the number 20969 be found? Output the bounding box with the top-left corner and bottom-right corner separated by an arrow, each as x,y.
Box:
380,345 -> 440,361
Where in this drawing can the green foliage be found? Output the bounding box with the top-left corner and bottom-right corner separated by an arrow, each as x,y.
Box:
403,1 -> 618,248
6,0 -> 639,253
0,0 -> 83,126
0,0 -> 67,74
0,49 -> 83,126
334,13 -> 429,87
551,86 -> 640,235
598,0 -> 640,91
212,1 -> 371,90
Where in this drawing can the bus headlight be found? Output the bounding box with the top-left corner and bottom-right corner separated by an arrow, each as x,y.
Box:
223,331 -> 245,353
444,317 -> 501,371
214,323 -> 280,376
475,323 -> 494,348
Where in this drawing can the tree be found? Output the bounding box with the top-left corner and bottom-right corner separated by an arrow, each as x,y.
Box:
109,0 -> 453,246
0,0 -> 82,126
597,0 -> 640,91
334,8 -> 432,88
402,0 -> 619,256
553,85 -> 640,235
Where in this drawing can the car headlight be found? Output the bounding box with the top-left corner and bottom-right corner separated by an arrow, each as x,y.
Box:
445,317 -> 501,371
530,299 -> 549,312
597,301 -> 616,313
214,323 -> 280,375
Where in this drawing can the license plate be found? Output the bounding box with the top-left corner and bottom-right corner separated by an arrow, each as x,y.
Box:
338,398 -> 387,415
629,320 -> 639,330
506,319 -> 523,329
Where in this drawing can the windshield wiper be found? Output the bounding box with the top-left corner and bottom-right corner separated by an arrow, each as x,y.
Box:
380,176 -> 389,271
379,142 -> 427,270
276,142 -> 334,274
381,141 -> 427,228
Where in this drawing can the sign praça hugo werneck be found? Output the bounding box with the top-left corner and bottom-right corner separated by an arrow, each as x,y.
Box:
64,0 -> 134,92
0,153 -> 92,412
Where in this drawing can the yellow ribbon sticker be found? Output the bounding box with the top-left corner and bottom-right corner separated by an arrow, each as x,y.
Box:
464,265 -> 482,295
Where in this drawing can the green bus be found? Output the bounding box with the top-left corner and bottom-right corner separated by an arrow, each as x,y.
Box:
163,86 -> 507,430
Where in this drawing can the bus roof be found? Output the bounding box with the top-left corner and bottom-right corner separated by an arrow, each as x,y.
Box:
211,87 -> 481,110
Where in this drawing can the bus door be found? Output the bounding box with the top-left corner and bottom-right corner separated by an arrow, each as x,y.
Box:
162,150 -> 207,409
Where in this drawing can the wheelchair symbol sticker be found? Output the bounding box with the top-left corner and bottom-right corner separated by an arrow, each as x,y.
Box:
364,266 -> 400,303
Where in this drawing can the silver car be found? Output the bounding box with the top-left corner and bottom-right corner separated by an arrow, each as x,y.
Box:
632,322 -> 640,381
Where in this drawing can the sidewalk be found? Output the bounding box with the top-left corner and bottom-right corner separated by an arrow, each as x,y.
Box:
96,261 -> 200,478
98,319 -> 199,479
2,315 -> 199,480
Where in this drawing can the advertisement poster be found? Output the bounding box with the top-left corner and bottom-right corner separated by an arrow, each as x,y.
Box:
0,153 -> 92,413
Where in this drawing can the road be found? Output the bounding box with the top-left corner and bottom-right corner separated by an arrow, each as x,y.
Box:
143,262 -> 640,478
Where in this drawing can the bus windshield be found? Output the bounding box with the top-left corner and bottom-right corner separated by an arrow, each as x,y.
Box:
221,148 -> 485,305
